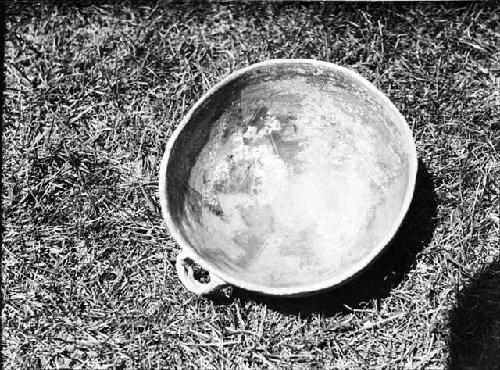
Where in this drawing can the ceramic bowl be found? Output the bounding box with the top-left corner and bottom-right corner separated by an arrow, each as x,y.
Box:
159,59 -> 417,297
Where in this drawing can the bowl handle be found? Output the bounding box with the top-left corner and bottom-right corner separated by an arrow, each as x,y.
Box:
176,249 -> 228,296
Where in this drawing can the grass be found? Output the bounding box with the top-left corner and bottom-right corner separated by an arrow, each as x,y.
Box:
2,1 -> 499,369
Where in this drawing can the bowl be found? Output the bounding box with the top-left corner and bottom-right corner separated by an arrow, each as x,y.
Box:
159,59 -> 417,297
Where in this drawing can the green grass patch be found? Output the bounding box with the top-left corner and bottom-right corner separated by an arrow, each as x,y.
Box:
3,2 -> 499,369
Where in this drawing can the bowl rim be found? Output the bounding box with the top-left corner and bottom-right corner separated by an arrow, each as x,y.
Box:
159,59 -> 418,296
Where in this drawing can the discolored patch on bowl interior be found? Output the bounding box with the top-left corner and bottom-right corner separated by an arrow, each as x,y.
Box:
166,62 -> 412,290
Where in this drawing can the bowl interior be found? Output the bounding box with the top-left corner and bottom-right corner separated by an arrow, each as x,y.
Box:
165,62 -> 414,292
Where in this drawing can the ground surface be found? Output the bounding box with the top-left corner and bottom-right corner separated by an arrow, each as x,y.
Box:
2,2 -> 500,369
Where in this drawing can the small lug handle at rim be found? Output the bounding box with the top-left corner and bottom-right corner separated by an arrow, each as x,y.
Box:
176,249 -> 228,296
